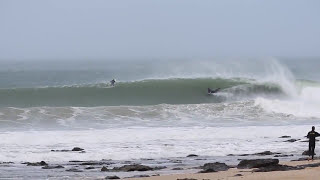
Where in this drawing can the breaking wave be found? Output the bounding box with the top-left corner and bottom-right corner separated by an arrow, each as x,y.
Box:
0,78 -> 289,107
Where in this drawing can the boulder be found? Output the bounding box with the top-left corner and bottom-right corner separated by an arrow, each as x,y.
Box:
298,162 -> 320,168
237,159 -> 279,169
101,166 -> 109,172
302,150 -> 316,156
42,165 -> 64,169
279,136 -> 291,138
27,161 -> 48,166
72,147 -> 84,151
66,168 -> 83,172
51,149 -> 70,152
187,154 -> 198,157
0,162 -> 14,164
69,160 -> 85,163
105,176 -> 120,179
172,167 -> 184,170
199,162 -> 230,173
274,154 -> 293,157
253,164 -> 301,172
228,151 -> 279,156
113,164 -> 153,172
80,161 -> 105,165
284,139 -> 300,142
68,160 -> 113,166
153,166 -> 167,170
129,175 -> 150,178
254,151 -> 276,156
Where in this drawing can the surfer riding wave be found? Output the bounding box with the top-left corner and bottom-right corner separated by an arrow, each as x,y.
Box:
208,88 -> 221,94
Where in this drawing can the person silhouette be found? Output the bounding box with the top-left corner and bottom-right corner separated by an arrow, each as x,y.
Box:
307,126 -> 320,160
110,79 -> 116,86
208,88 -> 221,94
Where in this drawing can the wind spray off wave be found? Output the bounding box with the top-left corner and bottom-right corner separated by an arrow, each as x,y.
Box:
0,58 -> 320,131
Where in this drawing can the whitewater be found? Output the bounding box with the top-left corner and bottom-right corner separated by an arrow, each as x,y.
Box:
0,58 -> 320,177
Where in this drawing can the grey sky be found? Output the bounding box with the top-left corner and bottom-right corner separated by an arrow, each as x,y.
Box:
0,0 -> 319,60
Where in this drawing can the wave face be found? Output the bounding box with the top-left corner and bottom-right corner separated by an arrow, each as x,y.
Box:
0,78 -> 286,107
1,58 -> 320,130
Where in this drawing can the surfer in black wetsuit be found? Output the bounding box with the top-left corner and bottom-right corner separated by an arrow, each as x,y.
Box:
307,126 -> 320,160
110,79 -> 116,86
208,88 -> 221,94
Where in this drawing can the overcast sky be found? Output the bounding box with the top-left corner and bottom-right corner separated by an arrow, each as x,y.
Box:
0,0 -> 319,60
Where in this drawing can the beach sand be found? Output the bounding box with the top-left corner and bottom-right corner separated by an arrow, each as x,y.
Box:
129,160 -> 320,180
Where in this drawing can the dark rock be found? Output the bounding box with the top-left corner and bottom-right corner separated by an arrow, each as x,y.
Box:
253,162 -> 320,173
113,164 -> 153,172
72,147 -> 84,151
130,175 -> 150,178
42,165 -> 64,169
279,136 -> 291,138
152,174 -> 160,176
140,158 -> 155,161
51,149 -> 70,152
69,160 -> 113,166
234,174 -> 243,176
105,176 -> 120,179
253,164 -> 301,172
298,162 -> 320,168
228,151 -> 279,157
153,166 -> 167,170
66,168 -> 83,172
187,154 -> 198,157
172,167 -> 184,170
237,159 -> 279,169
27,161 -> 48,166
302,150 -> 316,156
121,161 -> 132,164
199,162 -> 230,173
177,178 -> 197,180
85,166 -> 95,169
101,166 -> 109,172
238,154 -> 250,156
254,151 -> 277,156
0,162 -> 14,164
284,139 -> 300,142
274,154 -> 294,157
80,161 -> 106,165
69,160 -> 86,163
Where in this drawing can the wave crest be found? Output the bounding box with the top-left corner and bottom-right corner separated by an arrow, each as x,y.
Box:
0,78 -> 288,107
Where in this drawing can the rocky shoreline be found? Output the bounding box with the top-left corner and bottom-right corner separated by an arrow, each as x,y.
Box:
0,143 -> 318,179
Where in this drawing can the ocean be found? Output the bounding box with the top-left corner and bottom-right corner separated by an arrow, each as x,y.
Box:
0,57 -> 320,177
